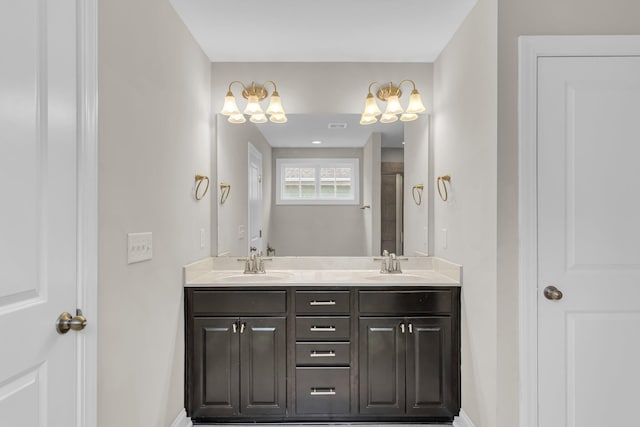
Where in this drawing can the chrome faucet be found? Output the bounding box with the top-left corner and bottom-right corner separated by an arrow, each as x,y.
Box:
374,250 -> 408,274
238,252 -> 272,274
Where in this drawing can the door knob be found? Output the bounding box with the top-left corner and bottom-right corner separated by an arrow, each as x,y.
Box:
543,286 -> 563,301
56,309 -> 87,334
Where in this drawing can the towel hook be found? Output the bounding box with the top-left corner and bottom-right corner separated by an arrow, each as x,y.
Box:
437,175 -> 451,202
194,174 -> 210,201
219,183 -> 231,204
412,184 -> 424,205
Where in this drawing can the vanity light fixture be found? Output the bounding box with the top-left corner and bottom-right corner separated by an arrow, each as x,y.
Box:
221,81 -> 287,124
359,80 -> 426,125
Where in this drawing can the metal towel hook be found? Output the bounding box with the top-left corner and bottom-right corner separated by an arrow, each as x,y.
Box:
437,175 -> 451,202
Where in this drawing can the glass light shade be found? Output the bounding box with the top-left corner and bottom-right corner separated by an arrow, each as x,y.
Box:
384,95 -> 404,115
405,89 -> 426,114
250,113 -> 268,124
221,92 -> 241,116
363,93 -> 382,117
400,113 -> 418,122
269,113 -> 288,124
243,95 -> 264,115
359,114 -> 377,125
228,113 -> 246,124
265,91 -> 285,115
379,113 -> 398,124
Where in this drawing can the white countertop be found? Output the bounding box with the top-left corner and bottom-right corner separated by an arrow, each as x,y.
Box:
184,257 -> 462,287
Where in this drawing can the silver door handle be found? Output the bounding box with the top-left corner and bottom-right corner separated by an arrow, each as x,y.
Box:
310,350 -> 336,358
240,322 -> 246,334
310,388 -> 336,396
309,300 -> 336,306
544,285 -> 563,301
400,323 -> 405,334
408,323 -> 413,334
232,322 -> 238,333
310,326 -> 336,332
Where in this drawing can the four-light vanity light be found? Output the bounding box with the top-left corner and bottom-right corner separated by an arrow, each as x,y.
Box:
359,80 -> 426,125
221,80 -> 287,124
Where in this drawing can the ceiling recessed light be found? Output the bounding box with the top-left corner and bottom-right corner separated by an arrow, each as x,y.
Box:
311,140 -> 322,145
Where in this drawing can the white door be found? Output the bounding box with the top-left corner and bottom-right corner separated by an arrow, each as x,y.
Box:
248,143 -> 263,255
537,56 -> 640,426
0,0 -> 86,425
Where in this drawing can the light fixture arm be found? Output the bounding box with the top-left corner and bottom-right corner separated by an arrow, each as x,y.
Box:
367,81 -> 380,95
264,80 -> 278,96
398,79 -> 417,91
227,80 -> 245,94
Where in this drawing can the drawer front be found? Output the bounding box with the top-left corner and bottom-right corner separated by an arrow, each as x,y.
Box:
191,290 -> 286,315
296,367 -> 350,414
296,317 -> 351,341
296,291 -> 350,314
296,342 -> 351,366
359,290 -> 452,315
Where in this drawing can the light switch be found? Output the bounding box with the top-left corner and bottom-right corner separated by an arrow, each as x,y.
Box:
238,225 -> 245,240
127,232 -> 153,264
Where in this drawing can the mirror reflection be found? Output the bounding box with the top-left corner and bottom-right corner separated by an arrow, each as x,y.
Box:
216,114 -> 429,257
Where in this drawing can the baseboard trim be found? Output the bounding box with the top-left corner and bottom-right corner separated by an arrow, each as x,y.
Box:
170,409 -> 192,427
453,410 -> 476,427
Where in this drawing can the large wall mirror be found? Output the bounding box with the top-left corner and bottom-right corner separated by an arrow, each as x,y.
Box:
216,113 -> 429,257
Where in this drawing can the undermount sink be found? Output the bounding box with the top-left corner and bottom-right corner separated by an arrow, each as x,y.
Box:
362,273 -> 428,282
216,271 -> 294,283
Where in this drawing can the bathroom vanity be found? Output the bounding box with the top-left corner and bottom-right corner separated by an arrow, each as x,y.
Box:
184,257 -> 461,424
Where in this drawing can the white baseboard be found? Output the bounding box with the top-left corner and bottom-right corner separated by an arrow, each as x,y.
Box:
453,410 -> 476,427
170,409 -> 192,427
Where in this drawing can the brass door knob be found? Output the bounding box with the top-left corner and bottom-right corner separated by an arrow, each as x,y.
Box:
56,309 -> 87,334
543,286 -> 563,301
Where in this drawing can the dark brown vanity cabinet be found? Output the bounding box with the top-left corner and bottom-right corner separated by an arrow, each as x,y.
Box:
185,287 -> 460,424
359,290 -> 460,419
186,291 -> 287,420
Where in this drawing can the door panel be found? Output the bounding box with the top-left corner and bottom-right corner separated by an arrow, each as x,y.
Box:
240,317 -> 286,415
192,318 -> 239,417
537,56 -> 640,427
358,317 -> 405,415
406,317 -> 454,417
0,0 -> 78,425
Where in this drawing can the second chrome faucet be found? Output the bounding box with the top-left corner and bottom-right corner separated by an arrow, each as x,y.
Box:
375,250 -> 408,274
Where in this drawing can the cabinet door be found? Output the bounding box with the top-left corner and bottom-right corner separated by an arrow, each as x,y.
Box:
191,317 -> 239,418
240,317 -> 287,416
405,317 -> 455,417
359,317 -> 405,415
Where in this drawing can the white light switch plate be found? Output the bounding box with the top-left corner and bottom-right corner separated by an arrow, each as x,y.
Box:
127,232 -> 153,264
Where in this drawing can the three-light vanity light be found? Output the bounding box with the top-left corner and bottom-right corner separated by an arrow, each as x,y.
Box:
221,80 -> 287,124
360,80 -> 426,125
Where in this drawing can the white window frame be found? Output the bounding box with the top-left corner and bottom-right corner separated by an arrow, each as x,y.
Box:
275,158 -> 360,205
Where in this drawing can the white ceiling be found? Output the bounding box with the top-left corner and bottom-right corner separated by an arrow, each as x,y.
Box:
169,0 -> 477,62
253,114 -> 404,148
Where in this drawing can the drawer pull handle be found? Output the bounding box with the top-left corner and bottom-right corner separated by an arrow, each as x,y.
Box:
310,387 -> 336,396
310,326 -> 336,332
309,300 -> 336,306
310,350 -> 336,357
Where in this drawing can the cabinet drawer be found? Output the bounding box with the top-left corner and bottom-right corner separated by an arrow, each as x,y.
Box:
296,291 -> 350,314
359,290 -> 452,315
296,342 -> 350,366
296,367 -> 350,414
296,317 -> 350,341
191,290 -> 286,315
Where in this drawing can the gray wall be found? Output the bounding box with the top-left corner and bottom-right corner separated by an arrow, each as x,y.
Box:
497,2 -> 640,427
270,147 -> 366,256
433,1 -> 498,426
98,0 -> 211,424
